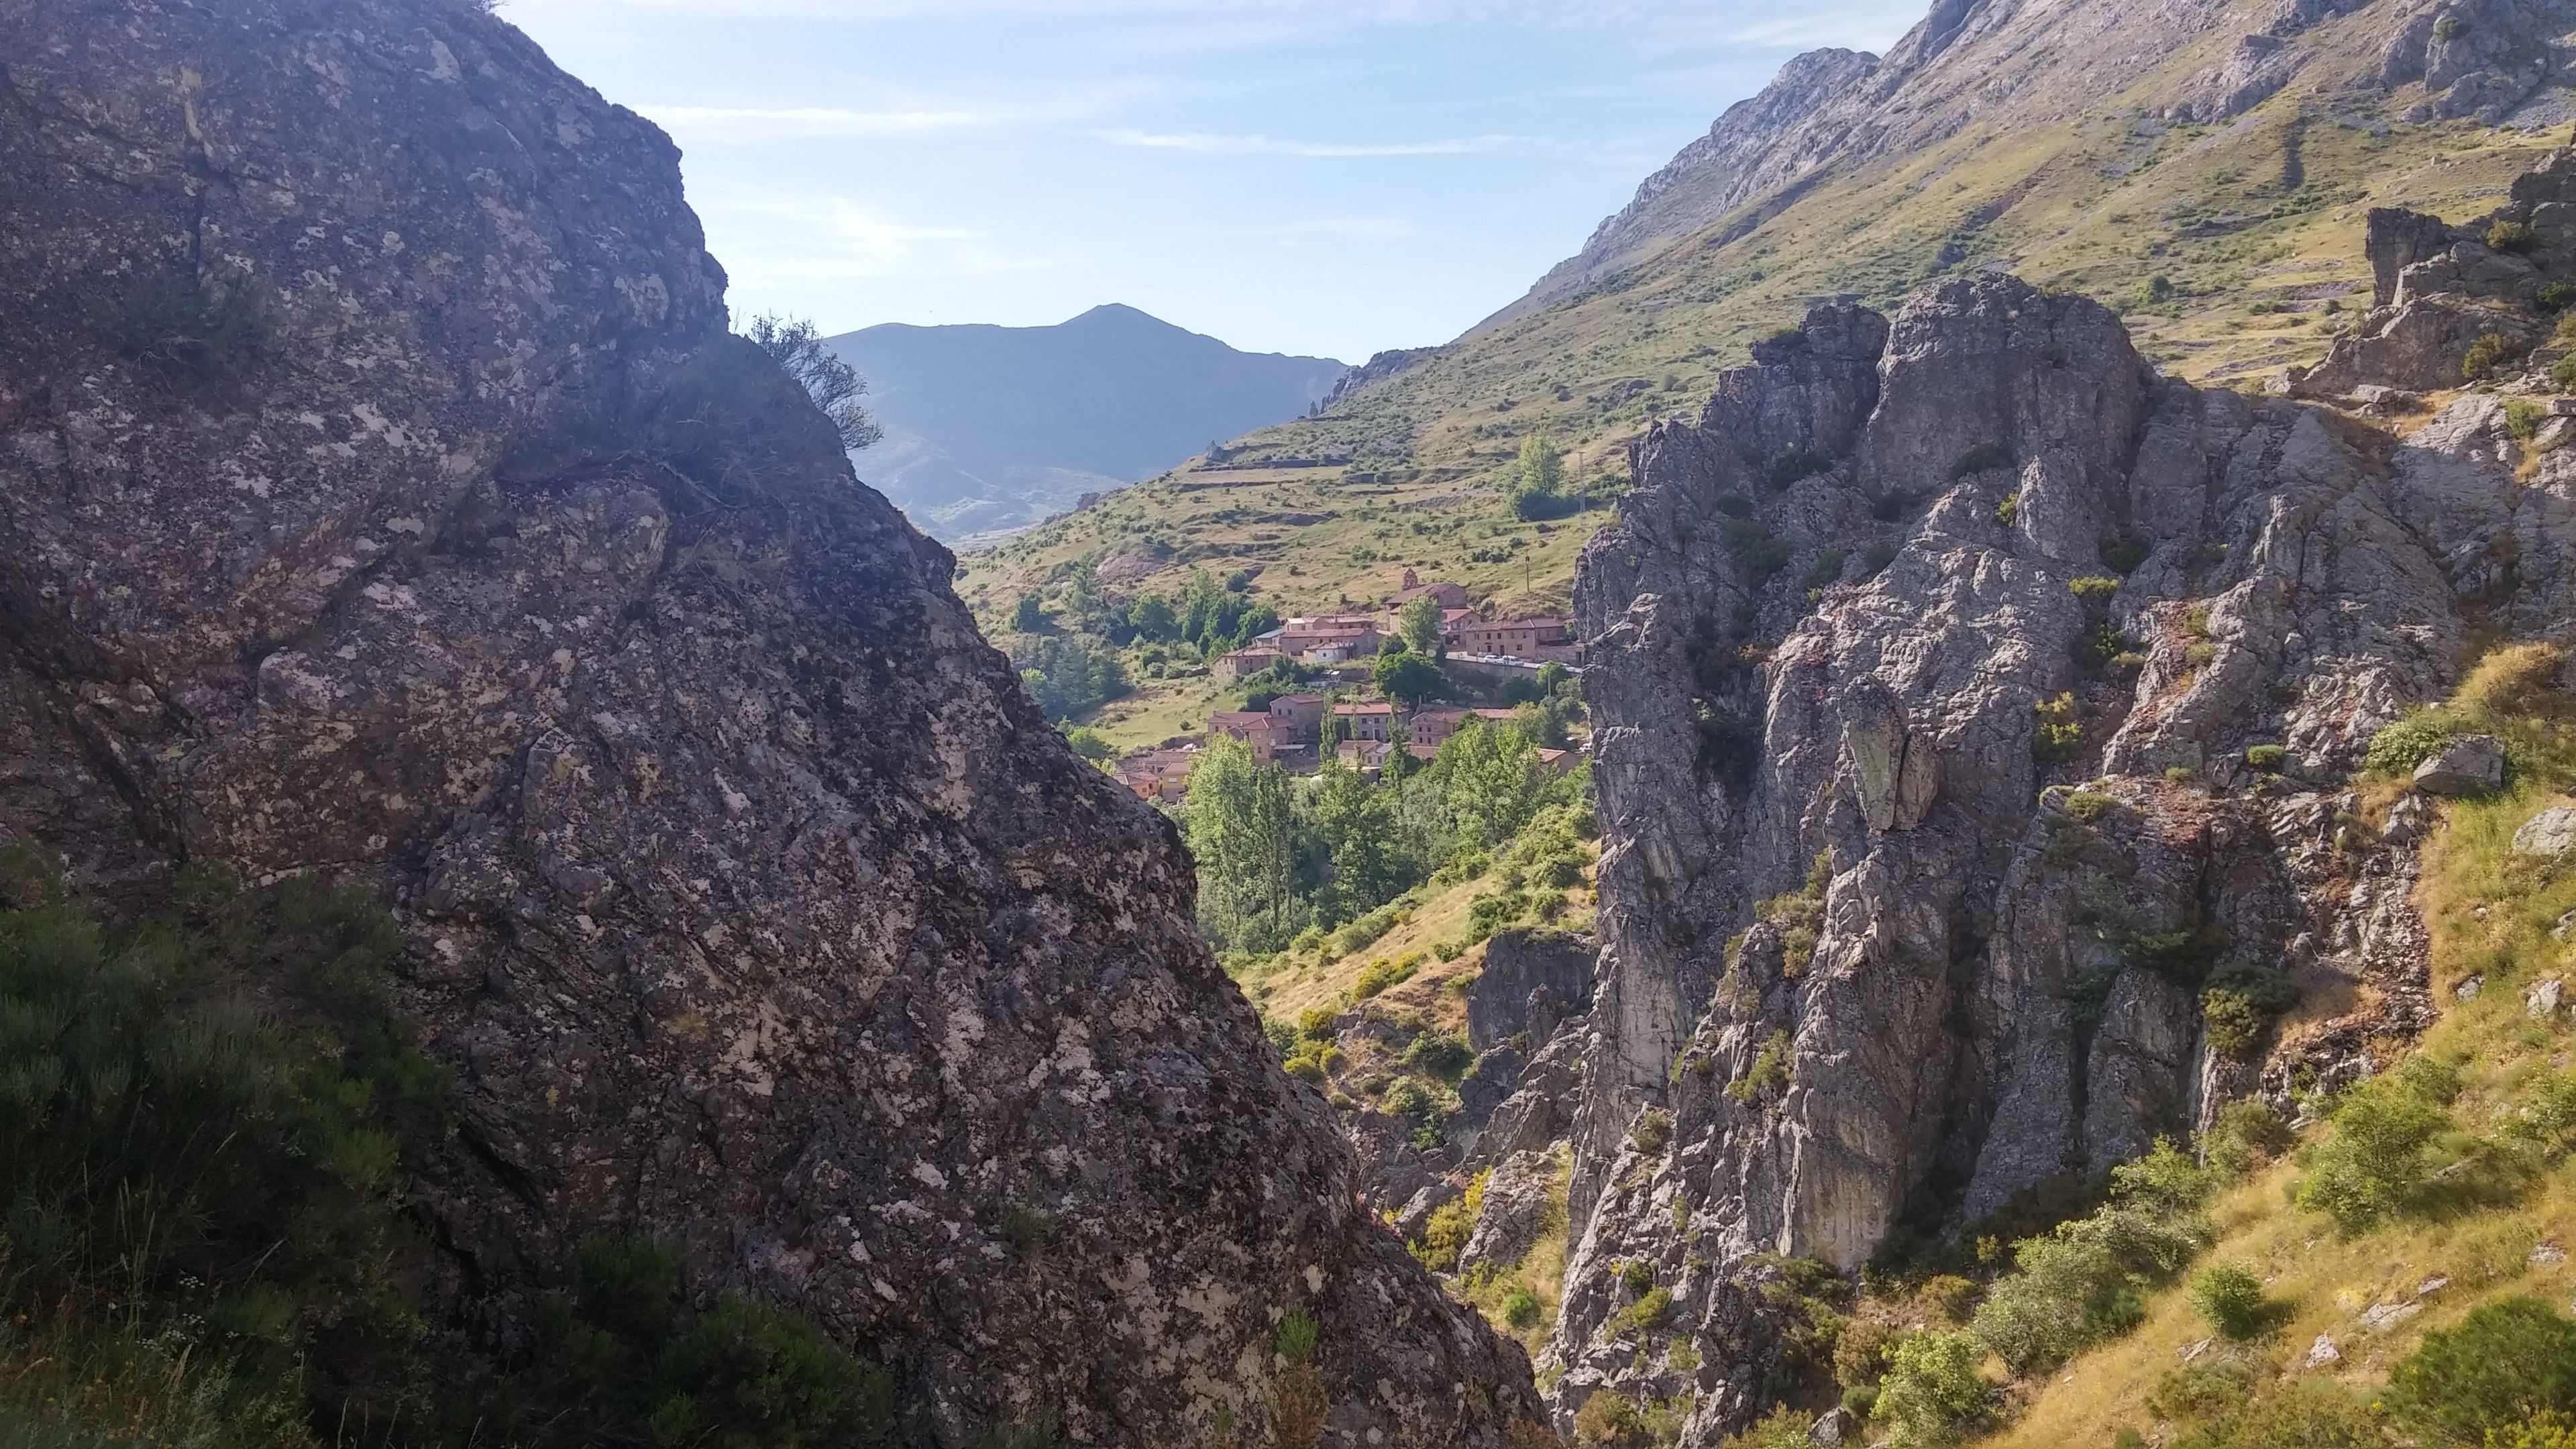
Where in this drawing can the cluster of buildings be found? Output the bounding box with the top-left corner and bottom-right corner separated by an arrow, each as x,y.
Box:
1110,572 -> 1584,801
1213,572 -> 1578,681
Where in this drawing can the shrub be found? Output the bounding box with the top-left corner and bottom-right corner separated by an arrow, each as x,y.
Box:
2555,354 -> 2576,392
1403,1030 -> 1472,1079
1727,1028 -> 1795,1104
1723,1403 -> 1818,1449
1969,1209 -> 2202,1372
2245,743 -> 2287,772
2363,715 -> 2450,775
2459,641 -> 2567,715
1873,1331 -> 1989,1447
2294,1059 -> 2457,1232
1412,1195 -> 1477,1273
1629,1108 -> 1672,1154
2190,1265 -> 2268,1340
2034,692 -> 2084,763
2489,219 -> 2539,254
2201,988 -> 2268,1057
2070,576 -> 2123,605
2203,1099 -> 2294,1175
1835,1318 -> 1900,1386
1921,1275 -> 1982,1324
1801,549 -> 1850,590
2492,1415 -> 2576,1449
1298,1006 -> 1339,1040
1621,1259 -> 1656,1297
1611,1287 -> 1674,1338
2063,789 -> 2120,822
2388,1297 -> 2576,1442
1951,442 -> 2012,478
1864,541 -> 1900,573
1722,519 -> 1794,581
1503,1287 -> 1544,1329
2108,1136 -> 2214,1216
1575,1391 -> 1642,1446
2510,398 -> 2547,440
2464,331 -> 2530,381
1352,955 -> 1416,1000
1271,1311 -> 1329,1449
2542,282 -> 2576,311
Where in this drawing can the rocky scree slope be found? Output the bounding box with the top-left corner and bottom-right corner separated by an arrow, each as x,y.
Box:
0,1 -> 1538,1442
1550,203 -> 2576,1436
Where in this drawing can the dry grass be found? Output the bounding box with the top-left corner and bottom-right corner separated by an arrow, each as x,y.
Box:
1982,649 -> 2576,1447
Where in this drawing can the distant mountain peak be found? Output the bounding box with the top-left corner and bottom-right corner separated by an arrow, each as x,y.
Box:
828,309 -> 1346,543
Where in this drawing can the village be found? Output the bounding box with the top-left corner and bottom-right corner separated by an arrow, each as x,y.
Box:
1108,570 -> 1585,801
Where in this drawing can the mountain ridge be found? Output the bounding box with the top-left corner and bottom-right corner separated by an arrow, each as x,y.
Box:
831,303 -> 1345,543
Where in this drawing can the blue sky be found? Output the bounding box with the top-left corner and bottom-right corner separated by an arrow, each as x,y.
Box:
506,0 -> 1923,363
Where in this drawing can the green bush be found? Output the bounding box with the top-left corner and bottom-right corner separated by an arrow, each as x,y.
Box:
1872,1330 -> 1989,1448
2489,219 -> 2539,254
2190,1265 -> 2267,1340
2556,355 -> 2576,393
0,873 -> 449,1437
1611,1287 -> 1674,1338
2245,744 -> 2287,772
2540,281 -> 2576,311
1401,1030 -> 1472,1080
2464,331 -> 2530,381
2387,1297 -> 2576,1443
1503,1287 -> 1544,1329
2294,1057 -> 2458,1232
2203,1100 -> 2295,1176
1969,1209 -> 2202,1372
2070,576 -> 2123,605
2509,398 -> 2546,440
1727,1028 -> 1794,1105
2364,715 -> 2451,775
1801,549 -> 1849,590
1722,519 -> 1794,581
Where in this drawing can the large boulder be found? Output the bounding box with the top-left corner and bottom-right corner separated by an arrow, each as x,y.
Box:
0,1 -> 1539,1443
2415,734 -> 2506,796
2515,804 -> 2576,857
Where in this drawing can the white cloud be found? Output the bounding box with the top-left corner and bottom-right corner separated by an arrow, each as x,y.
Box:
688,184 -> 1046,284
645,105 -> 987,141
1095,128 -> 1534,158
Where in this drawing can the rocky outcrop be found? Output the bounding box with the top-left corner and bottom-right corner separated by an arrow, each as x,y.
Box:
2294,150 -> 2576,396
1558,254 -> 2576,1438
0,2 -> 1538,1443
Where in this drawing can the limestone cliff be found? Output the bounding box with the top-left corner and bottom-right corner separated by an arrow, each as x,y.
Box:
0,1 -> 1537,1442
1553,219 -> 2576,1434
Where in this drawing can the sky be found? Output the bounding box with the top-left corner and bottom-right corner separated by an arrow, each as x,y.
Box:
505,0 -> 1924,364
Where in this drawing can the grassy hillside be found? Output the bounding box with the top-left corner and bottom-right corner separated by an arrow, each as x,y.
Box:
1659,645 -> 2576,1449
1955,646 -> 2576,1449
955,0 -> 2566,641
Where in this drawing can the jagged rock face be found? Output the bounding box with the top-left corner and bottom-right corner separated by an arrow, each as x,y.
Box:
1558,270 -> 2576,1440
0,2 -> 1538,1443
2298,148 -> 2576,395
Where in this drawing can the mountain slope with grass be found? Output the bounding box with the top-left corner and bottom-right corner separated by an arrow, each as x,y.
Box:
833,304 -> 1346,543
1493,127 -> 2576,1446
955,0 -> 2576,637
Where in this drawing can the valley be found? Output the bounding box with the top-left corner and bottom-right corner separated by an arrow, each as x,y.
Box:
11,0 -> 2576,1447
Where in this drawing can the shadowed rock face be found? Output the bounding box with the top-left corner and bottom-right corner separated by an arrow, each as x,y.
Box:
1556,267 -> 2576,1440
0,1 -> 1537,1442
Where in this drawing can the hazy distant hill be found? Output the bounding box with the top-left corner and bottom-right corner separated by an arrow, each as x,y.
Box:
828,305 -> 1346,542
